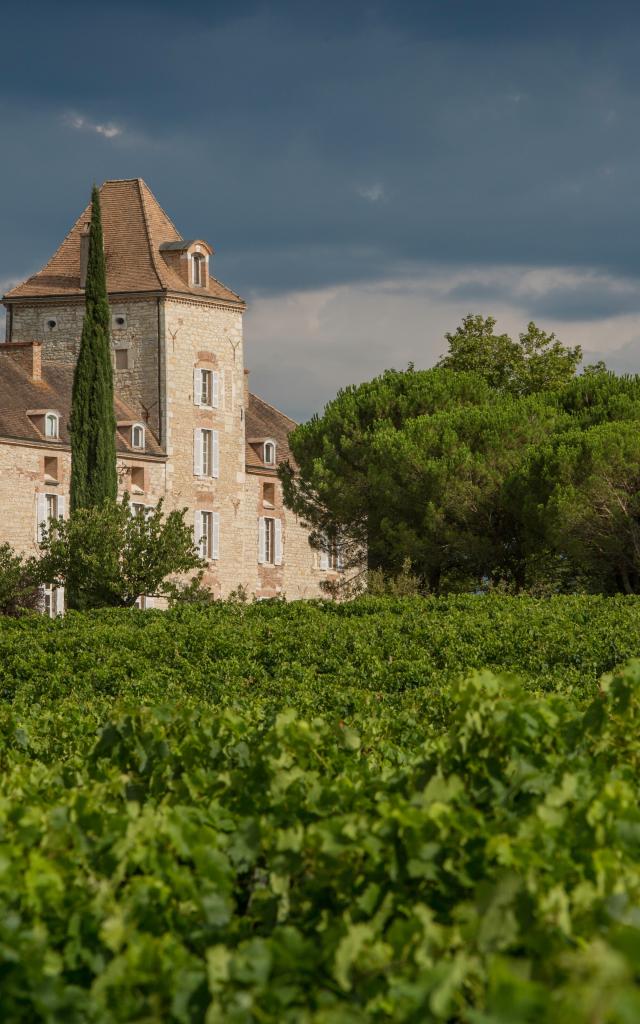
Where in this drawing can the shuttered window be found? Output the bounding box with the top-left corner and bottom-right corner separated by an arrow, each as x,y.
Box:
193,429 -> 219,477
194,510 -> 220,560
37,492 -> 65,543
193,368 -> 220,408
258,517 -> 282,565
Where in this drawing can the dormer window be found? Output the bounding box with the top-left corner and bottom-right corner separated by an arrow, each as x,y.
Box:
192,253 -> 205,287
132,424 -> 145,449
264,440 -> 276,465
45,413 -> 59,439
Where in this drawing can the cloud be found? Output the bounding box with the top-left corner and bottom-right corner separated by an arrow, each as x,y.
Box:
357,182 -> 385,202
245,264 -> 640,420
63,113 -> 122,139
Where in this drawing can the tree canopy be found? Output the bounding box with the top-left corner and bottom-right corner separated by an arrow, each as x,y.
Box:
39,497 -> 203,610
282,315 -> 640,594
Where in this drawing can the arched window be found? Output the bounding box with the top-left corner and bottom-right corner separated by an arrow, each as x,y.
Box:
192,253 -> 205,287
45,413 -> 59,439
264,440 -> 276,465
132,424 -> 145,449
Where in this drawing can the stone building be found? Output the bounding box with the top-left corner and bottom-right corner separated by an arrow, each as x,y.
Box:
0,179 -> 340,608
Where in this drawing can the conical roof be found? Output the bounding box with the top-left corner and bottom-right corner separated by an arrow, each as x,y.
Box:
4,178 -> 244,305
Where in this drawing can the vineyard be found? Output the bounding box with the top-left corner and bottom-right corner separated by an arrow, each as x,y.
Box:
2,595 -> 640,1021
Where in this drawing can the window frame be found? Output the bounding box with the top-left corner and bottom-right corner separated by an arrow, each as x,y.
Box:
131,423 -> 145,450
263,440 -> 276,465
44,412 -> 59,439
258,516 -> 282,566
192,252 -> 205,287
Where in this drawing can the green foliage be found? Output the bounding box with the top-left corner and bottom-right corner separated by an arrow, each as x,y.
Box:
0,543 -> 42,617
38,496 -> 203,609
1,597 -> 640,1019
283,322 -> 640,595
437,314 -> 582,395
70,184 -> 117,523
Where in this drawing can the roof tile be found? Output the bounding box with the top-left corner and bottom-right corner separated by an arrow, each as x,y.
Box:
4,179 -> 244,306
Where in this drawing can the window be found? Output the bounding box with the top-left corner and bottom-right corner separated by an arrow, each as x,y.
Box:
45,413 -> 59,439
112,312 -> 127,330
132,424 -> 145,449
262,482 -> 275,507
44,456 -> 59,484
37,492 -> 65,542
319,536 -> 344,572
194,428 -> 219,477
42,585 -> 64,617
45,318 -> 58,332
194,367 -> 219,408
258,516 -> 282,565
115,349 -> 129,370
131,502 -> 154,518
264,440 -> 276,465
195,510 -> 220,560
130,466 -> 145,493
192,252 -> 205,286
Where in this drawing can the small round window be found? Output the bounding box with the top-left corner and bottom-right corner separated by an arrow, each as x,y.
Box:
46,318 -> 57,331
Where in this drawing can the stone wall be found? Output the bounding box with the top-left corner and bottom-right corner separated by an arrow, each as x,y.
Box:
0,438 -> 166,558
10,298 -> 163,438
2,292 -> 342,603
241,469 -> 338,600
161,297 -> 246,598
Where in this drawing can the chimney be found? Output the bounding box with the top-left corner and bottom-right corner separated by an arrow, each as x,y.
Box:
0,341 -> 43,382
79,221 -> 91,288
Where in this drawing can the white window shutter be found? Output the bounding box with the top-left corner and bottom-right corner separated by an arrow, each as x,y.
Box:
274,519 -> 283,565
337,544 -> 345,571
258,517 -> 266,563
212,512 -> 220,560
212,371 -> 220,409
36,493 -> 47,542
319,546 -> 329,571
57,495 -> 66,519
212,431 -> 219,478
194,510 -> 202,556
56,587 -> 65,616
193,429 -> 203,476
193,368 -> 202,407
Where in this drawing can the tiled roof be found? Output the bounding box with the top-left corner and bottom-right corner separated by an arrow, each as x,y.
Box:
4,179 -> 244,306
245,392 -> 297,471
0,354 -> 164,456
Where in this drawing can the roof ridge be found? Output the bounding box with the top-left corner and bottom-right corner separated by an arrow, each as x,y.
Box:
208,271 -> 244,303
250,391 -> 298,427
138,178 -> 183,240
136,179 -> 167,290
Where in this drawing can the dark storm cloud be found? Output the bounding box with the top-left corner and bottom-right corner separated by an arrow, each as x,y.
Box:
2,3 -> 640,280
3,0 -> 640,407
446,274 -> 640,323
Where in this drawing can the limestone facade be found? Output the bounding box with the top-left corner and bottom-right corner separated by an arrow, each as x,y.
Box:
0,179 -> 339,605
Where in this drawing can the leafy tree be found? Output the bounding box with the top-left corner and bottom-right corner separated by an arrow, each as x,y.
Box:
0,543 -> 43,617
281,366 -> 492,576
514,421 -> 640,594
437,314 -> 582,395
70,185 -> 117,515
38,497 -> 203,609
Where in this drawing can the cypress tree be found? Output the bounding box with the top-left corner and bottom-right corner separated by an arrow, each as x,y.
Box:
70,185 -> 117,513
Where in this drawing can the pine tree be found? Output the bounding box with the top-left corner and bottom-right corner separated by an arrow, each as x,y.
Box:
70,185 -> 117,514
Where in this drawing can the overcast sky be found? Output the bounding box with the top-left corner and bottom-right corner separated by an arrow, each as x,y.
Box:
2,0 -> 640,419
